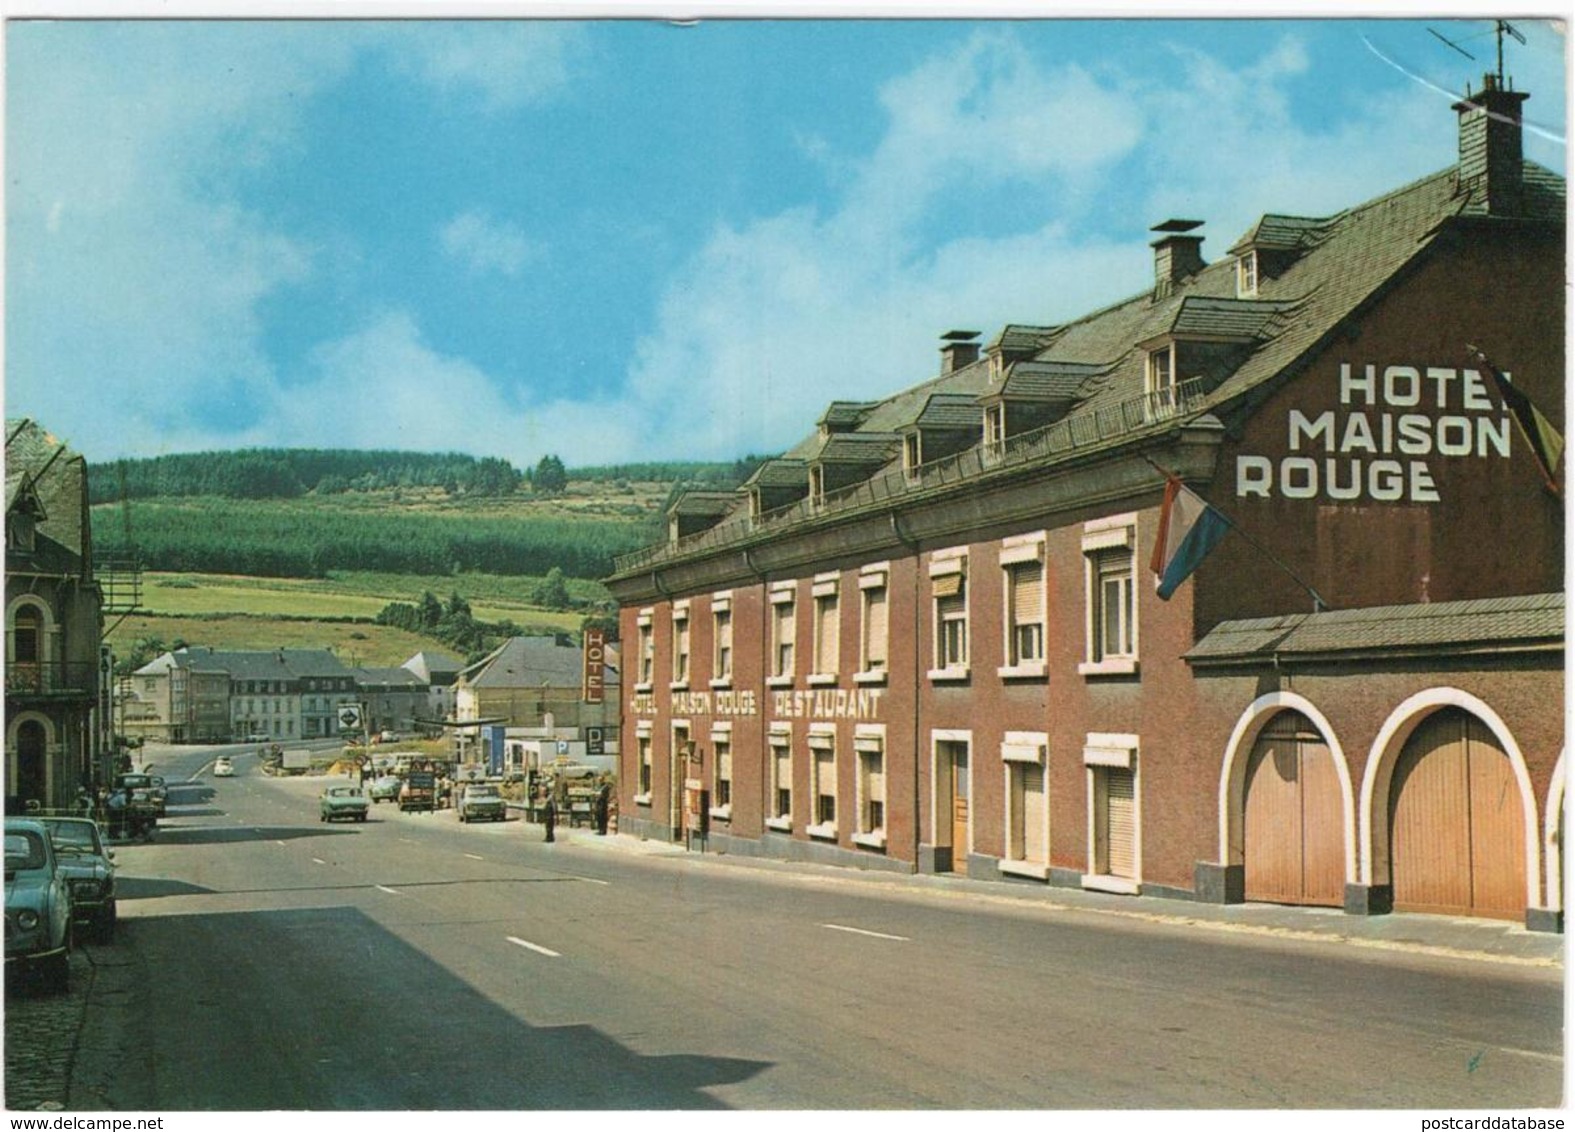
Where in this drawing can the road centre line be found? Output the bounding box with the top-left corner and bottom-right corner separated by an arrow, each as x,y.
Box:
375,885 -> 401,896
275,841 -> 286,847
507,937 -> 560,958
573,876 -> 610,886
822,923 -> 909,942
464,853 -> 485,860
311,857 -> 326,865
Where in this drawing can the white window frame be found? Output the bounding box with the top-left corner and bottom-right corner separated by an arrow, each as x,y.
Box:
1237,250 -> 1258,297
1146,342 -> 1176,401
928,548 -> 969,681
1082,733 -> 1141,895
999,533 -> 1047,678
903,432 -> 922,480
807,725 -> 838,840
1079,516 -> 1139,677
709,722 -> 732,821
999,732 -> 1049,880
635,722 -> 654,806
766,724 -> 793,831
852,724 -> 887,850
710,592 -> 733,689
768,583 -> 797,687
809,573 -> 840,686
669,601 -> 691,690
810,464 -> 826,506
856,563 -> 890,685
636,609 -> 654,691
984,402 -> 1006,456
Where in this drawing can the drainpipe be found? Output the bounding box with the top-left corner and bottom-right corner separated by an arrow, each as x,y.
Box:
743,548 -> 769,829
889,511 -> 922,871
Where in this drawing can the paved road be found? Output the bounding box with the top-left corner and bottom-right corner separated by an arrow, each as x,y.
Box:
9,742 -> 1564,1110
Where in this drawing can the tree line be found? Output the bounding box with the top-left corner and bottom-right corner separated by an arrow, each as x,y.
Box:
91,498 -> 659,579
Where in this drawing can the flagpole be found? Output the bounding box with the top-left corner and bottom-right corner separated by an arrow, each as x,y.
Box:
1466,343 -> 1564,499
1142,456 -> 1329,612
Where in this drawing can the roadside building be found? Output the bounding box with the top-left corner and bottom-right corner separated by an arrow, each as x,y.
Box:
4,420 -> 135,807
402,648 -> 463,723
353,664 -> 429,737
452,635 -> 620,765
605,76 -> 1565,930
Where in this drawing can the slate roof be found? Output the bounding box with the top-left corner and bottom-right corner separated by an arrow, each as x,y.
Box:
6,419 -> 89,572
986,360 -> 1108,402
910,394 -> 983,431
1164,296 -> 1298,340
668,491 -> 737,518
461,636 -> 583,689
817,402 -> 878,430
988,324 -> 1060,359
354,667 -> 426,688
1226,213 -> 1329,254
746,458 -> 810,489
815,433 -> 903,464
403,650 -> 464,683
168,647 -> 353,680
1185,593 -> 1564,666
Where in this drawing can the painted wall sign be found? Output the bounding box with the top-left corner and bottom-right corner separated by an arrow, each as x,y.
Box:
630,685 -> 884,723
1236,363 -> 1513,503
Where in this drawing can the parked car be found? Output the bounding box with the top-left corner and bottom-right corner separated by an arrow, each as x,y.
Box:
367,775 -> 402,804
247,732 -> 270,743
213,756 -> 234,778
458,783 -> 506,823
40,817 -> 116,943
4,819 -> 73,991
319,785 -> 368,823
115,772 -> 166,818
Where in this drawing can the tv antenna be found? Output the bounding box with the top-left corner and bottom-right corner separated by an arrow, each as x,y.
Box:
1428,19 -> 1525,86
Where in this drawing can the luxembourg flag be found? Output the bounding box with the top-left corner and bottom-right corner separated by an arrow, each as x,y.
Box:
1150,476 -> 1231,600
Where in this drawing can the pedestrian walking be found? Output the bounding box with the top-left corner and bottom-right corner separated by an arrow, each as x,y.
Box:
543,795 -> 557,843
593,784 -> 610,836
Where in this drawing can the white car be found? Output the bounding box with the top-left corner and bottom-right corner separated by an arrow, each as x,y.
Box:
213,756 -> 235,778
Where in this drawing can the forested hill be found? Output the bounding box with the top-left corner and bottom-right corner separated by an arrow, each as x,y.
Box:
86,448 -> 769,504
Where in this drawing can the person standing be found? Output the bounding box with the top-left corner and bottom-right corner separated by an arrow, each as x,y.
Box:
543,794 -> 557,843
593,784 -> 610,836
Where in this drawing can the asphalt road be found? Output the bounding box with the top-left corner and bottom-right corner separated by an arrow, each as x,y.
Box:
34,742 -> 1566,1110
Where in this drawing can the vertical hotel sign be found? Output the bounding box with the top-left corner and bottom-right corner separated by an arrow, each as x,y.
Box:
583,627 -> 606,704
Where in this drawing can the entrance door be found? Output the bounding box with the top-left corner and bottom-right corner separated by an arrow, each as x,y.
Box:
1390,708 -> 1526,920
1244,712 -> 1344,907
936,740 -> 969,870
669,725 -> 690,842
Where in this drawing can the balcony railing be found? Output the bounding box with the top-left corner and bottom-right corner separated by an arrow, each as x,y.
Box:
6,660 -> 99,698
612,377 -> 1209,574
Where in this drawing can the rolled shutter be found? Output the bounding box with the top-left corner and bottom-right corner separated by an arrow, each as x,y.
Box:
1022,766 -> 1046,863
1105,767 -> 1135,878
864,588 -> 888,667
932,573 -> 963,599
816,596 -> 839,670
1012,560 -> 1043,621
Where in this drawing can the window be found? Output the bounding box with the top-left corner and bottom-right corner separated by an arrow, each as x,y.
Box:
929,550 -> 968,679
808,730 -> 837,838
1000,535 -> 1046,676
767,727 -> 793,830
670,603 -> 691,688
810,465 -> 826,506
811,575 -> 839,682
857,565 -> 889,682
1237,250 -> 1258,296
636,729 -> 653,802
1146,343 -> 1180,418
903,432 -> 922,479
1084,734 -> 1140,894
711,595 -> 733,686
770,586 -> 796,684
1000,734 -> 1049,879
711,726 -> 732,818
636,611 -> 654,689
1081,518 -> 1138,676
854,729 -> 886,849
984,403 -> 1006,454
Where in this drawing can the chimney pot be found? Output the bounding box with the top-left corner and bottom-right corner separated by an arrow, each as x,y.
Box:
1149,219 -> 1205,298
1452,75 -> 1529,215
939,330 -> 981,375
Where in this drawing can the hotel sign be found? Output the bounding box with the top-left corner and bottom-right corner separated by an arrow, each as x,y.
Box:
1236,362 -> 1514,504
632,684 -> 885,723
583,627 -> 606,704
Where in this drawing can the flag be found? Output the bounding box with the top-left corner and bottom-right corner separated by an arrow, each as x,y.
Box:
1469,345 -> 1564,496
1150,476 -> 1231,600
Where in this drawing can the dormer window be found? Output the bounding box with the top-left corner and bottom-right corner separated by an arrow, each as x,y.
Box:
810,465 -> 826,506
984,404 -> 1006,454
1146,343 -> 1179,418
1236,251 -> 1258,297
7,512 -> 37,553
903,433 -> 922,480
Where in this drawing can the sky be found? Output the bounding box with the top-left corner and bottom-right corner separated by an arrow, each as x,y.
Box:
3,11 -> 1568,471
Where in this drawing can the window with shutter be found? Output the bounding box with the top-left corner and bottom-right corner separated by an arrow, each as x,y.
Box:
814,746 -> 836,827
1009,559 -> 1045,664
861,584 -> 888,672
714,741 -> 732,808
713,609 -> 732,680
772,598 -> 796,678
814,592 -> 839,675
772,742 -> 792,821
1104,766 -> 1136,878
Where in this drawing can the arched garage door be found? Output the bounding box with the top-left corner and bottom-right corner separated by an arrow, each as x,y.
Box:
1244,711 -> 1344,906
1389,708 -> 1525,920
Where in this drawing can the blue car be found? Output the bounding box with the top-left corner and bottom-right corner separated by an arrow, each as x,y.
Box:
4,820 -> 73,992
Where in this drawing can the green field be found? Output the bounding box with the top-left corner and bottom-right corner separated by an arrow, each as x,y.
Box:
105,613 -> 440,669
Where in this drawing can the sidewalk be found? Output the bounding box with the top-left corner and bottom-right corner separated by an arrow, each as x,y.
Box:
534,820 -> 1566,969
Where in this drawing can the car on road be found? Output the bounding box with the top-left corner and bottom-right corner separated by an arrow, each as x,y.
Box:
367,775 -> 402,804
40,817 -> 117,943
115,772 -> 167,818
319,784 -> 369,823
246,732 -> 270,743
4,819 -> 73,992
457,783 -> 506,823
213,756 -> 234,778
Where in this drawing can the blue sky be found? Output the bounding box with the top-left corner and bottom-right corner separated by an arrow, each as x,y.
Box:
5,14 -> 1567,469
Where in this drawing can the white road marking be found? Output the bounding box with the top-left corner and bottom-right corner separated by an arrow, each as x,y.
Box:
464,853 -> 484,860
1494,1046 -> 1563,1064
311,857 -> 326,865
822,923 -> 909,942
375,885 -> 401,896
573,876 -> 610,886
507,937 -> 560,958
274,841 -> 286,847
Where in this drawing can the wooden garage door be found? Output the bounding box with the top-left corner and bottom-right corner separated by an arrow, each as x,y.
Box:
1243,712 -> 1344,907
1390,709 -> 1525,920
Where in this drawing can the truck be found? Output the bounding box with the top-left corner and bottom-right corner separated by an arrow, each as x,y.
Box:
398,768 -> 437,813
281,748 -> 313,775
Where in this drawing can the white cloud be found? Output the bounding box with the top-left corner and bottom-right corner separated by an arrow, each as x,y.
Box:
439,210 -> 538,277
378,22 -> 587,112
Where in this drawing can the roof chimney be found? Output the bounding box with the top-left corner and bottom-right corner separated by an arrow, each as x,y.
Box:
1452,74 -> 1529,215
1150,219 -> 1205,299
939,330 -> 981,375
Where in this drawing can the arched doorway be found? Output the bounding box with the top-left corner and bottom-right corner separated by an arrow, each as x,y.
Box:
1244,710 -> 1345,906
1389,707 -> 1526,920
14,719 -> 47,808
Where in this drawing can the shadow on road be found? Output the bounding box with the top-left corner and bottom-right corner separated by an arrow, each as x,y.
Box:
150,825 -> 364,847
117,876 -> 217,900
99,905 -> 771,1109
